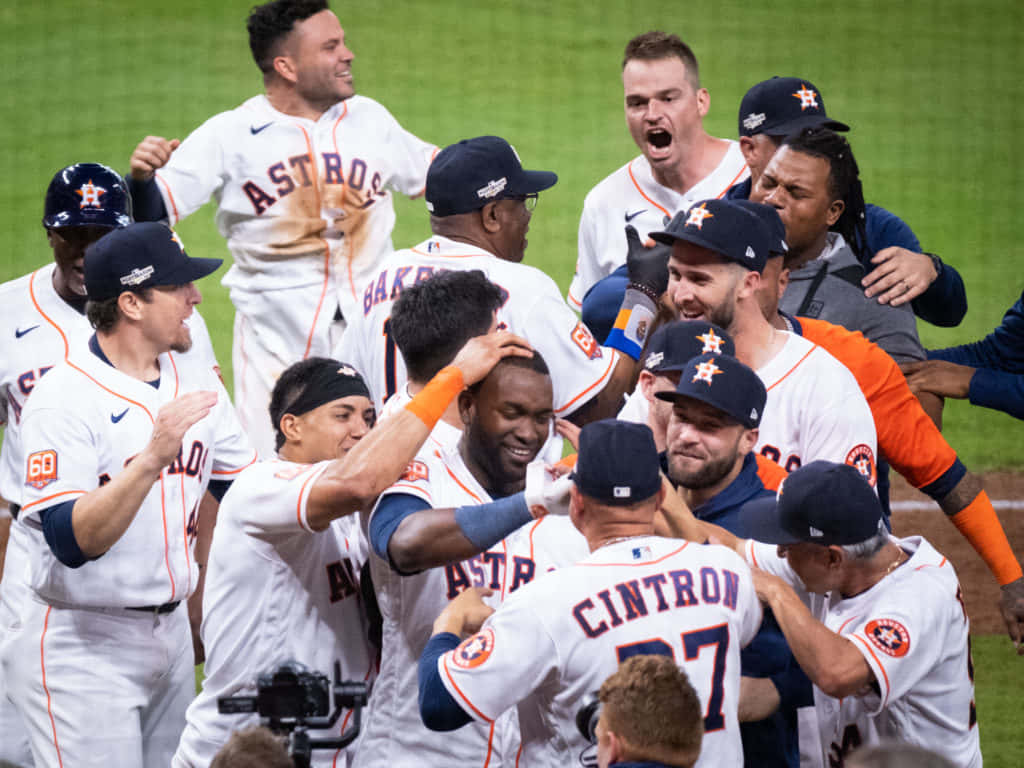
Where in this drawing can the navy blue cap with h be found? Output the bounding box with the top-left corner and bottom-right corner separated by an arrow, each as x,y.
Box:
84,222 -> 222,301
738,77 -> 850,138
425,136 -> 558,217
643,321 -> 734,374
740,461 -> 884,546
649,199 -> 770,273
572,420 -> 661,506
656,352 -> 767,429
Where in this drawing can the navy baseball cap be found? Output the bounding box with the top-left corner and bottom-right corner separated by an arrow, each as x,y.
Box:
741,461 -> 884,546
731,200 -> 788,258
425,136 -> 558,217
738,77 -> 850,138
572,420 -> 661,506
650,199 -> 769,273
84,222 -> 222,301
656,352 -> 767,429
643,321 -> 734,374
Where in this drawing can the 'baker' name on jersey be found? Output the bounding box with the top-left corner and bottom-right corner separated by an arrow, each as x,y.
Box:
572,566 -> 740,638
243,153 -> 386,215
363,266 -> 510,317
445,551 -> 537,599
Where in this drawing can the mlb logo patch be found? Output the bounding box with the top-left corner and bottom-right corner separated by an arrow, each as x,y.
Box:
631,545 -> 652,560
26,449 -> 58,490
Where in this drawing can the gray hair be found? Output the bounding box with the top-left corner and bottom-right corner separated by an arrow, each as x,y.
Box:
837,528 -> 889,561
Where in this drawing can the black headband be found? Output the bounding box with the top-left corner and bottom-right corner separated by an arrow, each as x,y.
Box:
285,363 -> 371,419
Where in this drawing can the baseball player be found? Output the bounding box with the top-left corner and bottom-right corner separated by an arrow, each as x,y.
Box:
356,352 -> 589,767
417,420 -> 762,768
175,329 -> 531,768
0,164 -> 224,766
129,0 -> 437,457
569,31 -> 748,312
727,462 -> 979,767
2,223 -> 259,767
337,135 -> 658,426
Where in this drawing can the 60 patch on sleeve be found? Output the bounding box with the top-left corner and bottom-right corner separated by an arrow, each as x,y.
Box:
26,449 -> 58,490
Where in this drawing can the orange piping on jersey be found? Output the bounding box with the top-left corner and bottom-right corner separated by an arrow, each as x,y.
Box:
154,173 -> 180,223
567,288 -> 582,310
66,361 -> 156,421
915,557 -> 947,571
764,345 -> 817,392
836,616 -> 859,635
442,654 -> 494,723
515,740 -> 524,768
21,490 -> 86,515
746,540 -> 760,569
296,123 -> 332,357
444,465 -> 485,504
159,474 -> 177,602
168,351 -> 181,398
578,542 -> 689,568
484,722 -> 496,767
409,243 -> 488,259
386,483 -> 433,502
850,633 -> 891,706
40,606 -> 66,768
329,106 -> 360,303
296,463 -> 322,529
210,453 -> 258,476
180,474 -> 191,595
29,268 -> 70,357
554,351 -> 618,416
717,165 -> 749,197
627,161 -> 670,219
410,147 -> 441,198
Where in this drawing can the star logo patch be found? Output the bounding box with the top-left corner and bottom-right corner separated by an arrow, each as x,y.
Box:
691,357 -> 722,385
685,203 -> 714,230
697,328 -> 725,354
864,618 -> 910,658
75,180 -> 107,209
793,84 -> 819,110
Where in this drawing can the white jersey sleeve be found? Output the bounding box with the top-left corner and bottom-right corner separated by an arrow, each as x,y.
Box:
153,111 -> 231,225
232,460 -> 332,536
207,375 -> 259,480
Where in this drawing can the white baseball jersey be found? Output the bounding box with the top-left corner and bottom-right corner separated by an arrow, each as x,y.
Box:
437,536 -> 761,768
756,331 -> 878,482
335,235 -> 618,415
18,343 -> 256,608
173,459 -> 373,768
746,536 -> 980,768
356,442 -> 588,768
569,145 -> 749,308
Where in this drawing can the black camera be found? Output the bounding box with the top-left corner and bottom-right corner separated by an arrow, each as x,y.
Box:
576,690 -> 601,744
218,661 -> 368,768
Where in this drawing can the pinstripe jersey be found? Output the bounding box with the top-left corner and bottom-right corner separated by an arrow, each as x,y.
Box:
18,344 -> 256,608
747,537 -> 980,768
437,536 -> 762,768
569,145 -> 749,308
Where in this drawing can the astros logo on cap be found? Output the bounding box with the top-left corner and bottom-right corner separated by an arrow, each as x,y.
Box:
338,365 -> 358,377
793,84 -> 819,110
697,328 -> 725,354
692,357 -> 722,385
686,203 -> 714,229
170,230 -> 186,253
76,180 -> 107,209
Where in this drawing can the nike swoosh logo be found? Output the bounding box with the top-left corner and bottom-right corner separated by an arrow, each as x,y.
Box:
15,325 -> 39,339
250,122 -> 273,135
111,408 -> 129,424
624,209 -> 647,222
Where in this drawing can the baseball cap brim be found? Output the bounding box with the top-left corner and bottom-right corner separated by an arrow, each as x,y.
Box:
159,256 -> 223,286
764,114 -> 850,136
654,389 -> 745,425
508,169 -> 558,195
738,495 -> 801,545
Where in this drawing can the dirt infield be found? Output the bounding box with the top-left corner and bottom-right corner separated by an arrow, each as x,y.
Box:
889,472 -> 1024,635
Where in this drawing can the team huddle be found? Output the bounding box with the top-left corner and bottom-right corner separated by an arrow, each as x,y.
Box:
0,1 -> 1021,767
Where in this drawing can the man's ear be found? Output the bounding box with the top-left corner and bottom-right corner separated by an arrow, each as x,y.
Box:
479,201 -> 502,234
458,389 -> 475,427
738,136 -> 757,165
279,413 -> 301,445
826,199 -> 845,228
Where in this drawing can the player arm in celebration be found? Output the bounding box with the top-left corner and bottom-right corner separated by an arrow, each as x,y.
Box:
127,136 -> 180,222
304,332 -> 533,531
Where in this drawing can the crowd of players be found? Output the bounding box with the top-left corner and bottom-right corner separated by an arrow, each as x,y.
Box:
1,0 -> 1022,767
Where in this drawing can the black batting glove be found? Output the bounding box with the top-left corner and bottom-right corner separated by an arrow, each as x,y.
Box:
625,224 -> 670,300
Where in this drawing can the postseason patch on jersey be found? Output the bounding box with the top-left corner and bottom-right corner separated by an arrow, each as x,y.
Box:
401,460 -> 429,483
864,618 -> 910,658
26,449 -> 59,489
845,444 -> 877,487
571,321 -> 603,361
452,628 -> 495,670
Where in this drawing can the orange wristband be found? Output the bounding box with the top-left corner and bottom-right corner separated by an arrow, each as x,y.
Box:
405,366 -> 465,429
950,490 -> 1023,586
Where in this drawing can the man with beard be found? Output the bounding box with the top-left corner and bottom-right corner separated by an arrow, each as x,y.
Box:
355,352 -> 589,767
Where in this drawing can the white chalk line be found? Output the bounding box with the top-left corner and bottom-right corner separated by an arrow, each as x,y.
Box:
891,499 -> 1024,511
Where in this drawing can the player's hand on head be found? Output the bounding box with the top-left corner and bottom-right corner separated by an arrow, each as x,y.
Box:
129,136 -> 181,181
433,587 -> 495,637
143,391 -> 218,470
997,576 -> 1024,655
450,331 -> 532,386
554,418 -> 581,451
862,247 -> 936,306
625,224 -> 670,298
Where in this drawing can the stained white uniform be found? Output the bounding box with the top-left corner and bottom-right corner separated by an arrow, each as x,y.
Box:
173,459 -> 373,768
569,145 -> 749,308
746,536 -> 980,768
437,536 -> 761,768
0,263 -> 218,766
335,235 -> 618,415
154,94 -> 436,455
356,442 -> 588,768
3,340 -> 256,768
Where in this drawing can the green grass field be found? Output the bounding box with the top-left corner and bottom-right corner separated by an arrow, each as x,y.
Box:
4,1 -> 1023,763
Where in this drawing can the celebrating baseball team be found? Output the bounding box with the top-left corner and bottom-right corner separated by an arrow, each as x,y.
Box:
1,1 -> 1022,767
